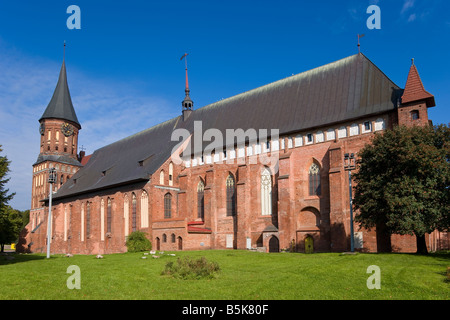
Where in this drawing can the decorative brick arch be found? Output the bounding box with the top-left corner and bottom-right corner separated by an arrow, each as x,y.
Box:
296,207 -> 320,252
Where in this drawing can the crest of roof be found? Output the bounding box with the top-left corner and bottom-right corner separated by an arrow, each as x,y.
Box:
52,53 -> 402,200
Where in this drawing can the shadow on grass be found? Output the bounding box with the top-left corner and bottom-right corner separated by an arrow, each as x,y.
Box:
0,253 -> 47,265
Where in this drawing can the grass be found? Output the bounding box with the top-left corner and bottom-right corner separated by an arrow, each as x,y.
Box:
0,250 -> 448,300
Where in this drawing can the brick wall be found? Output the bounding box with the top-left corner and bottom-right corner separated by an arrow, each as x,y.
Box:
22,110 -> 446,255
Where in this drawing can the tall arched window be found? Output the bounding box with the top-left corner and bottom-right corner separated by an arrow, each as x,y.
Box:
64,205 -> 68,241
100,199 -> 105,241
159,170 -> 165,185
86,202 -> 91,238
81,202 -> 85,241
107,197 -> 112,233
197,180 -> 205,220
261,167 -> 272,215
164,193 -> 172,219
124,195 -> 129,239
226,174 -> 236,216
168,163 -> 174,186
141,190 -> 148,228
132,193 -> 137,232
309,163 -> 321,196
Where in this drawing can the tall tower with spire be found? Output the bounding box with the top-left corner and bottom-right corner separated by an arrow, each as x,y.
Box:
31,46 -> 82,214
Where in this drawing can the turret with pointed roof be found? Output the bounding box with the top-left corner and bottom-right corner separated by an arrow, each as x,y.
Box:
401,59 -> 435,108
398,59 -> 435,127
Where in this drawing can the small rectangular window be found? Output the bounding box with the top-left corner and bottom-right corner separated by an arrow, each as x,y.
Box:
364,121 -> 371,132
307,134 -> 313,143
411,111 -> 419,120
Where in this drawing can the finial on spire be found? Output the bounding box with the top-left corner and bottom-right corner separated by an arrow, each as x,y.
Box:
357,34 -> 365,54
181,53 -> 189,91
63,40 -> 66,61
411,58 -> 415,66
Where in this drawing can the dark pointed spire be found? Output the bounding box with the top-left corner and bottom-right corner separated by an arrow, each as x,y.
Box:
39,43 -> 80,127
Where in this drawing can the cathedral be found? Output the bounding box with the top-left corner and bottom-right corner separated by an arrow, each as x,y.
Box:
20,52 -> 448,254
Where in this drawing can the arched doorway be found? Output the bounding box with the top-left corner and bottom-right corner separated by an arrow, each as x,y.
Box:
268,236 -> 279,252
177,236 -> 183,250
155,237 -> 160,251
305,235 -> 314,254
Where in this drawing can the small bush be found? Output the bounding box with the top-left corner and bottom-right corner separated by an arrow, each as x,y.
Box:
161,256 -> 220,280
126,231 -> 151,252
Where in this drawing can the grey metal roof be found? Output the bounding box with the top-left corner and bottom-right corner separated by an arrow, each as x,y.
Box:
52,53 -> 401,200
53,117 -> 182,199
39,61 -> 81,127
33,154 -> 82,167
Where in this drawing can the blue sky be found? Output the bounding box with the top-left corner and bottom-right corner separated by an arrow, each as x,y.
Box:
1,0 -> 449,210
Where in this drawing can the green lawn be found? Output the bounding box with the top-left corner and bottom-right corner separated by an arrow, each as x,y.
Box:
0,250 -> 448,300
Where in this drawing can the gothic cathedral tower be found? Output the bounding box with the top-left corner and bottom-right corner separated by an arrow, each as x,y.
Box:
30,57 -> 82,225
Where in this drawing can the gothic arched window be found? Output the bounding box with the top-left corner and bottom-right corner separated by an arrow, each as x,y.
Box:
164,193 -> 172,219
226,174 -> 236,216
261,167 -> 272,215
141,190 -> 148,228
160,170 -> 165,185
309,163 -> 321,196
197,180 -> 205,220
168,163 -> 174,186
132,193 -> 137,231
86,202 -> 91,238
107,197 -> 112,233
123,195 -> 129,239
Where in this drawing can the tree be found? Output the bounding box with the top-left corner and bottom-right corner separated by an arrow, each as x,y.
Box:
0,206 -> 24,252
353,124 -> 449,254
0,145 -> 15,213
0,146 -> 17,252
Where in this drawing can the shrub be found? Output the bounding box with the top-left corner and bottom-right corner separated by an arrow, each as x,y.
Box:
161,256 -> 220,280
125,231 -> 151,252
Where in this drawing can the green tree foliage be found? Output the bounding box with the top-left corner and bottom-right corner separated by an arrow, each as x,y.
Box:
0,145 -> 17,252
0,145 -> 15,212
353,124 -> 449,254
0,206 -> 26,252
125,231 -> 152,252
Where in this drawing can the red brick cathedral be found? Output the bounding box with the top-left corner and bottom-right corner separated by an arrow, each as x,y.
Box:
21,53 -> 448,254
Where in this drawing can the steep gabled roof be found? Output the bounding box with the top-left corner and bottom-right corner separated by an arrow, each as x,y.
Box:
39,61 -> 81,127
52,53 -> 402,200
401,61 -> 435,108
180,53 -> 402,152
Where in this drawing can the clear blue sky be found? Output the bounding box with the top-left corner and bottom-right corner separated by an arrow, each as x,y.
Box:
1,0 -> 449,210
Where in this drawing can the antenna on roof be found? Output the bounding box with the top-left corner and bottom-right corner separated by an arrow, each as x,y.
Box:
63,40 -> 66,61
357,34 -> 365,54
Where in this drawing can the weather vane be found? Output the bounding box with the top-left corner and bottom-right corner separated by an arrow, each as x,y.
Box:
357,34 -> 365,54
